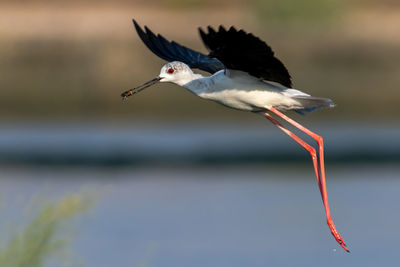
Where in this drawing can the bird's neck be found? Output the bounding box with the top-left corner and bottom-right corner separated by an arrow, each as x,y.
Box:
179,73 -> 209,95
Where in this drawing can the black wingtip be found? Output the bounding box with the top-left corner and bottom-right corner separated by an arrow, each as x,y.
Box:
198,27 -> 205,37
198,27 -> 208,45
132,19 -> 153,38
218,25 -> 227,32
144,25 -> 152,34
132,18 -> 140,29
132,18 -> 144,35
207,26 -> 216,34
228,26 -> 237,33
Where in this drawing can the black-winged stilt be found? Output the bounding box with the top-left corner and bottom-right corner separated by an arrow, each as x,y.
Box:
121,19 -> 349,252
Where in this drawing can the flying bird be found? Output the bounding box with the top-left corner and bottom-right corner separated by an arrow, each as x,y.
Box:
122,19 -> 349,252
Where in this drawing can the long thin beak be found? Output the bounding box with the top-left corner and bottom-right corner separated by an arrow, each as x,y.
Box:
121,76 -> 163,100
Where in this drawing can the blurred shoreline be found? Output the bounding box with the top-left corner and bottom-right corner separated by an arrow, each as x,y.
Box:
0,121 -> 398,167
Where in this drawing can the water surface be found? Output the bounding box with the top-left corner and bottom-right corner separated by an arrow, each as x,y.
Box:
1,164 -> 398,267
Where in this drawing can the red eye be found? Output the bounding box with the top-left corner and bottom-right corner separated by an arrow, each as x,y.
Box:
167,68 -> 174,74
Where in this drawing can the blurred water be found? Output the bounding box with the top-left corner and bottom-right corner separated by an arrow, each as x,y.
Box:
0,122 -> 399,266
0,164 -> 399,267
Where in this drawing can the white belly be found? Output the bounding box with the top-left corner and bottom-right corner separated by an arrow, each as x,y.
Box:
183,70 -> 307,112
199,87 -> 304,112
199,90 -> 283,111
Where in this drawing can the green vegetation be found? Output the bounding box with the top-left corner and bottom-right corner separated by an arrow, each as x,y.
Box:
0,194 -> 89,267
254,0 -> 341,25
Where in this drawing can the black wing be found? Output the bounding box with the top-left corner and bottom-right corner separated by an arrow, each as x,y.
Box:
132,19 -> 225,74
199,26 -> 292,87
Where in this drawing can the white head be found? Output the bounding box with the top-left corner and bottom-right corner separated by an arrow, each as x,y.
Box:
121,61 -> 196,99
159,61 -> 195,86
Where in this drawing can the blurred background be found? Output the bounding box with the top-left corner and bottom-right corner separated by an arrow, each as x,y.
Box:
0,0 -> 399,266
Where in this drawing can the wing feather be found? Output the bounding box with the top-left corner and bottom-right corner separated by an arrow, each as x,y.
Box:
199,26 -> 292,87
133,19 -> 225,74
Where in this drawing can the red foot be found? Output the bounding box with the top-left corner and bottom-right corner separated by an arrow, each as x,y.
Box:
327,218 -> 350,252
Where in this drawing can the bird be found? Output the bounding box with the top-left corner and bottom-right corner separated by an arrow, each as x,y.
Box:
121,19 -> 349,252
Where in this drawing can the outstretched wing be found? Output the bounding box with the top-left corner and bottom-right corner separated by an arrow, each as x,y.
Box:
199,26 -> 292,87
132,19 -> 225,74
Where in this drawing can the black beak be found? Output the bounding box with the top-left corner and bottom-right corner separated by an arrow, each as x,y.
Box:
121,76 -> 163,100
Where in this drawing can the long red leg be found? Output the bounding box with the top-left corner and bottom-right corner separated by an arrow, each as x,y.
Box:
264,110 -> 349,252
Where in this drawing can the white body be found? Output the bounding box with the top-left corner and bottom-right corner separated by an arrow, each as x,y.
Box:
185,70 -> 314,112
159,61 -> 333,113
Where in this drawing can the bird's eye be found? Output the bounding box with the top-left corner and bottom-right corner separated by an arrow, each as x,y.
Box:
167,68 -> 174,74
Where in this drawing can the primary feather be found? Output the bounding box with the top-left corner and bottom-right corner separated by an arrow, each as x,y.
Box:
199,26 -> 292,88
132,19 -> 225,74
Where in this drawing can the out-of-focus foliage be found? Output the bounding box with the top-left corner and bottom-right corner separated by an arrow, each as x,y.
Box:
254,0 -> 341,24
0,194 -> 89,267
